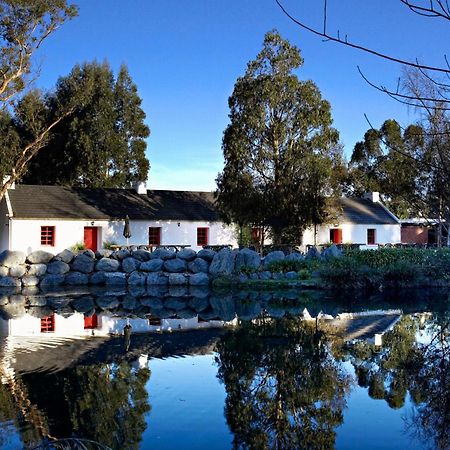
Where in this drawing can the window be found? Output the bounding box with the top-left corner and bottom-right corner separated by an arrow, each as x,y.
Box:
41,314 -> 55,333
330,228 -> 342,244
84,314 -> 98,329
148,316 -> 162,326
251,227 -> 263,242
197,227 -> 209,246
367,228 -> 376,245
148,227 -> 161,245
41,226 -> 55,246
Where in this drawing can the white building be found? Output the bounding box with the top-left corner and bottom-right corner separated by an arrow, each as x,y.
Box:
0,183 -> 238,254
0,184 -> 400,254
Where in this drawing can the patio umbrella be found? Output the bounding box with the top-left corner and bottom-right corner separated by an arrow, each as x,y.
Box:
123,215 -> 131,245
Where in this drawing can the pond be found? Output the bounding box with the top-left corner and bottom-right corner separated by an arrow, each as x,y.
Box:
0,286 -> 449,450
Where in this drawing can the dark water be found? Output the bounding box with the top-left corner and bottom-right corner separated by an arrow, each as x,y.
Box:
0,286 -> 449,450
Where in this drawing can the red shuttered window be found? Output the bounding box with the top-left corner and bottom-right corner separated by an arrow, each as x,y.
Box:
84,314 -> 98,329
367,229 -> 376,245
197,227 -> 209,246
41,314 -> 55,333
41,226 -> 55,246
149,227 -> 161,245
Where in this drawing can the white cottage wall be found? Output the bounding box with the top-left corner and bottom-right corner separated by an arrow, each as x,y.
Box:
302,223 -> 401,246
9,218 -> 238,254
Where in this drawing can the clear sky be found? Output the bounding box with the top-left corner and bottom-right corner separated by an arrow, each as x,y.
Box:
33,0 -> 449,191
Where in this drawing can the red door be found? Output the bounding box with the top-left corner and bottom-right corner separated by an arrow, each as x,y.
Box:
84,227 -> 98,252
330,228 -> 343,244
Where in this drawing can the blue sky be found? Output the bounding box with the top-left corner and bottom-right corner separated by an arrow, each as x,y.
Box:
34,0 -> 449,191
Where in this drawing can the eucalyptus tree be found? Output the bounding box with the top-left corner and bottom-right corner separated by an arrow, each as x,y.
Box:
0,0 -> 78,200
24,62 -> 150,187
216,30 -> 343,244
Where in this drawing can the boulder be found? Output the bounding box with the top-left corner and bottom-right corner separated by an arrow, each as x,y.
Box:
0,267 -> 7,277
285,271 -> 298,279
0,250 -> 26,268
210,294 -> 236,321
95,258 -> 120,272
168,273 -> 188,285
72,296 -> 95,313
209,248 -> 237,276
259,271 -> 272,280
189,272 -> 210,286
122,296 -> 138,310
169,286 -> 188,297
55,249 -> 75,264
197,248 -> 216,262
151,248 -> 176,260
105,272 -> 127,285
47,261 -> 70,275
285,252 -> 304,261
140,296 -> 164,309
140,258 -> 164,272
238,274 -> 248,283
0,276 -> 21,287
177,248 -> 197,261
96,296 -> 120,309
249,273 -> 259,280
122,257 -> 140,273
27,264 -> 47,276
128,271 -> 147,285
28,295 -> 47,307
27,250 -> 54,264
71,254 -> 95,274
90,271 -> 106,285
235,248 -> 261,271
164,258 -> 187,273
164,297 -> 187,310
263,251 -> 285,267
189,286 -> 210,298
47,297 -> 71,309
306,246 -> 321,259
111,249 -> 131,260
40,274 -> 65,287
322,244 -> 343,259
272,272 -> 284,280
236,300 -> 262,321
188,296 -> 209,312
188,257 -> 209,274
176,309 -> 197,319
146,272 -> 169,286
82,249 -> 96,259
0,295 -> 8,306
131,249 -> 152,262
65,271 -> 89,285
22,275 -> 40,287
9,265 -> 26,278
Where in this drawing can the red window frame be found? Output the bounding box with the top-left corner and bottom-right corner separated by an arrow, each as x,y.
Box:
197,227 -> 209,246
148,316 -> 162,326
251,227 -> 263,242
41,314 -> 55,333
84,314 -> 98,329
41,226 -> 55,246
367,229 -> 376,245
148,227 -> 161,246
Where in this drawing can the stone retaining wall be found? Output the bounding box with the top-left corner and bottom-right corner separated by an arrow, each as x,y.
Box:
0,246 -> 335,289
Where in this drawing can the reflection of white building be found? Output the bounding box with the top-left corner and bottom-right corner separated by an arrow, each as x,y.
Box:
0,311 -> 234,338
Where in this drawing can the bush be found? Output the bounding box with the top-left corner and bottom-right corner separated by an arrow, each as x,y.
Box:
318,257 -> 379,290
266,259 -> 308,273
236,265 -> 257,275
382,260 -> 422,285
71,242 -> 86,253
103,240 -> 117,250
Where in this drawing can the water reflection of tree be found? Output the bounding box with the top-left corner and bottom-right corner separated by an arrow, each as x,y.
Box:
348,314 -> 450,450
3,362 -> 151,449
215,317 -> 351,449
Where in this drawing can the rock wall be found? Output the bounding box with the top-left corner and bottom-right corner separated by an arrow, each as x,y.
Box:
0,245 -> 339,288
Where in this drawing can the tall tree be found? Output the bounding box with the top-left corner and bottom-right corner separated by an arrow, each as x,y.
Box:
23,61 -> 150,187
0,0 -> 78,200
216,30 -> 343,244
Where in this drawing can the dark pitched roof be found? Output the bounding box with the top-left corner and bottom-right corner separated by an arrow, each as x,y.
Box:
339,197 -> 398,224
7,185 -> 398,225
7,185 -> 218,221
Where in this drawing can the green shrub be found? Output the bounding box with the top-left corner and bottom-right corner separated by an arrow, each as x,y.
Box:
298,269 -> 311,280
71,242 -> 86,253
267,259 -> 308,273
382,260 -> 422,284
236,265 -> 257,275
103,240 -> 118,250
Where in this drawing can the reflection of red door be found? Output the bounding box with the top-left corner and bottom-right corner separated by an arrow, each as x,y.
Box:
330,228 -> 343,244
84,227 -> 98,252
84,314 -> 98,329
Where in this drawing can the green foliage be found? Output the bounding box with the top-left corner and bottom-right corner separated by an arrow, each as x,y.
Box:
24,61 -> 150,187
103,240 -> 117,250
71,242 -> 86,253
235,265 -> 257,275
382,260 -> 422,284
216,30 -> 344,242
266,258 -> 308,273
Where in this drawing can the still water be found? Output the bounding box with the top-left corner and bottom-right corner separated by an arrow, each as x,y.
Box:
0,286 -> 448,450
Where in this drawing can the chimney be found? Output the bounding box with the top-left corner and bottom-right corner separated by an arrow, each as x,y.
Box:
363,192 -> 380,203
132,181 -> 147,195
